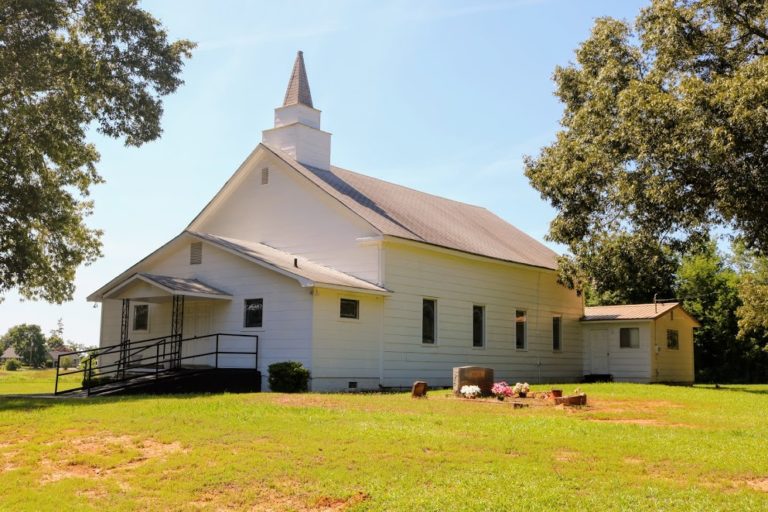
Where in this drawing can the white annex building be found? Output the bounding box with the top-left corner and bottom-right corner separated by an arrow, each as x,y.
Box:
87,52 -> 695,391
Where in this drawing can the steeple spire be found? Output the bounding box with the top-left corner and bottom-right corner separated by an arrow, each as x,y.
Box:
263,51 -> 331,170
283,51 -> 313,108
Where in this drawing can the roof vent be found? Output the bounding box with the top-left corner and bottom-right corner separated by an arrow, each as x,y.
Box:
190,242 -> 202,265
261,167 -> 269,185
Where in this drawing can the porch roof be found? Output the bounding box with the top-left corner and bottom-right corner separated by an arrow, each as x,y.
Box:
103,273 -> 233,301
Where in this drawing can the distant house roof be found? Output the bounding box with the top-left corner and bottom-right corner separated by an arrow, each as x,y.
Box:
582,302 -> 683,322
1,346 -> 19,359
260,145 -> 559,270
190,232 -> 389,294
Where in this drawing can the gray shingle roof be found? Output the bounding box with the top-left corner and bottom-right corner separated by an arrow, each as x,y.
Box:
262,145 -> 559,270
139,273 -> 231,297
582,302 -> 679,321
189,232 -> 388,293
283,51 -> 313,108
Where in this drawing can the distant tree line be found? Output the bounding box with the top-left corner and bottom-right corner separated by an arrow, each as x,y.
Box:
1,320 -> 89,368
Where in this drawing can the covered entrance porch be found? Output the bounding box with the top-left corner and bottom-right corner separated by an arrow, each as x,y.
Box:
54,273 -> 259,396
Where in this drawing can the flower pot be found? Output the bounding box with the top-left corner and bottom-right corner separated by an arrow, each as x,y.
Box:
496,396 -> 505,401
519,392 -> 527,398
551,389 -> 563,398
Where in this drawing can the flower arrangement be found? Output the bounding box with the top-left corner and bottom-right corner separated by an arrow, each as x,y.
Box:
512,382 -> 530,397
491,381 -> 513,400
460,385 -> 481,399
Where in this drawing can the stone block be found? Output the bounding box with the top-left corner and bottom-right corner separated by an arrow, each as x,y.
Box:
452,366 -> 494,396
411,381 -> 428,398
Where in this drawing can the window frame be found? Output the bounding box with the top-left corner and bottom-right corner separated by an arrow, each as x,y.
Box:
422,298 -> 437,345
666,329 -> 679,350
619,327 -> 640,349
132,304 -> 150,333
243,298 -> 264,329
339,298 -> 360,320
552,314 -> 563,352
515,309 -> 527,351
472,305 -> 485,349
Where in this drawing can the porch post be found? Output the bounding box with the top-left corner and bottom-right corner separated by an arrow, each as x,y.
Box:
118,298 -> 130,378
170,295 -> 184,369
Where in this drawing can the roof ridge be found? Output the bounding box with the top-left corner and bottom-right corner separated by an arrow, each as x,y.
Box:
330,165 -> 487,210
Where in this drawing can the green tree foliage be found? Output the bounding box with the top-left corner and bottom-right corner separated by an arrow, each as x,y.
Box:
0,0 -> 195,303
525,0 -> 768,299
46,319 -> 67,350
676,242 -> 768,382
0,324 -> 48,367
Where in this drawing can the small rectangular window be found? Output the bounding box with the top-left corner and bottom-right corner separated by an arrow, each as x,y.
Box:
667,329 -> 679,349
473,305 -> 484,348
340,298 -> 359,319
515,310 -> 527,350
190,242 -> 202,265
552,315 -> 562,351
244,298 -> 263,328
133,304 -> 149,332
422,299 -> 436,344
620,327 -> 639,348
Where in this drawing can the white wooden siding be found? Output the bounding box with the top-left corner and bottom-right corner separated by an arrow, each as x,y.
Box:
98,239 -> 313,389
582,322 -> 653,382
193,152 -> 382,284
380,243 -> 584,387
310,290 -> 383,391
652,311 -> 696,383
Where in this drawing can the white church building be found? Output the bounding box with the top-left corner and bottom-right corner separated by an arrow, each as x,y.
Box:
86,52 -> 695,391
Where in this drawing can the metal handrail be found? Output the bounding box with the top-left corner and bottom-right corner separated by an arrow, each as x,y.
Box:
54,333 -> 259,396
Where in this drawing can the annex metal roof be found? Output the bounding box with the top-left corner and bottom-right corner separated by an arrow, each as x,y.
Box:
582,302 -> 680,321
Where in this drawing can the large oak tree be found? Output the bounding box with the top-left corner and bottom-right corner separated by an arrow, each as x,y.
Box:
0,0 -> 194,302
525,0 -> 768,301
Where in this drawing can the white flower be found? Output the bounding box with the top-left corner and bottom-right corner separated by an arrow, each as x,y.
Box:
460,385 -> 481,398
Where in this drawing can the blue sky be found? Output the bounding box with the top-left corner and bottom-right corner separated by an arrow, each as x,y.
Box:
1,0 -> 650,345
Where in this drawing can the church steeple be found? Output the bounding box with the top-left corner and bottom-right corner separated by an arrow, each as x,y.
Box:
283,51 -> 313,108
262,51 -> 331,170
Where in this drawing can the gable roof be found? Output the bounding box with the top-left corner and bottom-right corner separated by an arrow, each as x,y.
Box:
582,302 -> 699,324
103,273 -> 233,300
190,232 -> 388,293
257,145 -> 558,270
88,231 -> 388,302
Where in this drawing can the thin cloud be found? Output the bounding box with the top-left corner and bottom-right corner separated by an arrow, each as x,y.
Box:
197,25 -> 339,52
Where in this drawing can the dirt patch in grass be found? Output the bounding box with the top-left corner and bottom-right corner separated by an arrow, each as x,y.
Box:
191,483 -> 370,511
554,450 -> 580,462
746,478 -> 768,493
585,417 -> 694,428
39,434 -> 185,484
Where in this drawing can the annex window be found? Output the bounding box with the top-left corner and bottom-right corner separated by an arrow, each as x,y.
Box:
340,298 -> 359,319
552,315 -> 562,351
515,310 -> 527,350
422,299 -> 436,344
620,327 -> 639,348
132,304 -> 149,332
190,242 -> 202,265
667,329 -> 679,350
244,299 -> 263,328
473,305 -> 485,348
261,167 -> 269,185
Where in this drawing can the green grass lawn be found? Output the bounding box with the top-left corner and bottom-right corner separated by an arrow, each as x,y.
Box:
0,372 -> 766,511
0,368 -> 81,394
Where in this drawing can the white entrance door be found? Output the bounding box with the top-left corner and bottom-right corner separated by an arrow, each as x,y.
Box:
182,302 -> 213,366
590,329 -> 610,374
